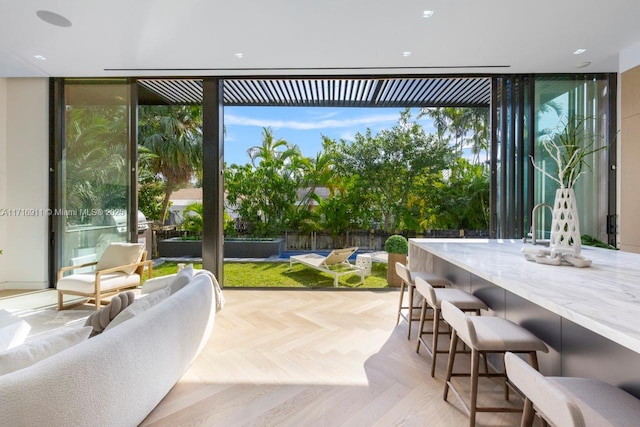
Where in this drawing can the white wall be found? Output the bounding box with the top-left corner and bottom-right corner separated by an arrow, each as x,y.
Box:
620,40 -> 640,73
0,78 -> 49,288
0,79 -> 7,280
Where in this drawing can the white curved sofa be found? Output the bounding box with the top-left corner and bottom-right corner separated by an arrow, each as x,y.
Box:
0,271 -> 221,427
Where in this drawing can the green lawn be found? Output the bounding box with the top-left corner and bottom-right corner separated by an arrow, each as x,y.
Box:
148,261 -> 389,289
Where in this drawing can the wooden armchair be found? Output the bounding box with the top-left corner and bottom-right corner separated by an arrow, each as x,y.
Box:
57,243 -> 152,311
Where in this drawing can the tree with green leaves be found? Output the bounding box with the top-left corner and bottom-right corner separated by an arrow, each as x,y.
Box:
419,107 -> 489,164
65,105 -> 129,224
181,201 -> 234,236
137,148 -> 165,222
225,127 -> 306,237
411,158 -> 490,231
333,109 -> 453,233
138,105 -> 203,224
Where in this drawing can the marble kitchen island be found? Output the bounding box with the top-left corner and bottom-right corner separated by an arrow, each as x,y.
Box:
409,238 -> 640,397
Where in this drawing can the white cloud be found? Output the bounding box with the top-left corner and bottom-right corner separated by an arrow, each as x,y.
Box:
224,113 -> 399,130
305,110 -> 340,120
339,131 -> 356,141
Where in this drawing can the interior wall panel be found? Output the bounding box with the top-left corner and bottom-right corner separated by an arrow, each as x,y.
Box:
620,66 -> 640,253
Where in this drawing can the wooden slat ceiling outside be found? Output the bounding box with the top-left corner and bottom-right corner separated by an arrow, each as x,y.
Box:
138,77 -> 491,107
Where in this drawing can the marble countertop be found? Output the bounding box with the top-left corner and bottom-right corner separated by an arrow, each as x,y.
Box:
409,238 -> 640,354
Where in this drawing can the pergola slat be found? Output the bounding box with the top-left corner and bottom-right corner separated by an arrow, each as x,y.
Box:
138,77 -> 491,107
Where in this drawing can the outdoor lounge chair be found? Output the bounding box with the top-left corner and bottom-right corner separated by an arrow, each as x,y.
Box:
289,247 -> 364,287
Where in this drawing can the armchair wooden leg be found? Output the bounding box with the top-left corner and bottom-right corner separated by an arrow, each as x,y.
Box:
57,291 -> 63,311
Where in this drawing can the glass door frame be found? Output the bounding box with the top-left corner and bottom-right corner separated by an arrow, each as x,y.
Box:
49,78 -> 139,286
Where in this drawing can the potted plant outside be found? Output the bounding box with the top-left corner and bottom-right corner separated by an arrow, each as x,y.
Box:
385,234 -> 408,287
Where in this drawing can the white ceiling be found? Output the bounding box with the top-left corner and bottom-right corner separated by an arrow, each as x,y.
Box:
1,0 -> 640,78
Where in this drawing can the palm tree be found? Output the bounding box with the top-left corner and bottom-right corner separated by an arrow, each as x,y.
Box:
247,127 -> 297,167
65,106 -> 129,223
418,107 -> 489,164
138,105 -> 203,224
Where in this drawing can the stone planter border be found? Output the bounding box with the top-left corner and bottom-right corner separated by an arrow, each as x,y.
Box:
158,237 -> 284,259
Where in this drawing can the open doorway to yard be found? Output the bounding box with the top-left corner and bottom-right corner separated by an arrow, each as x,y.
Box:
137,79 -> 491,288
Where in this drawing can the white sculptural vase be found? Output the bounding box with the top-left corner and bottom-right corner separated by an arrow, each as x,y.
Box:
549,187 -> 582,258
521,187 -> 591,267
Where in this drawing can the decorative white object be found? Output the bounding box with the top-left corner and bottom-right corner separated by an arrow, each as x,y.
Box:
355,254 -> 372,276
549,188 -> 581,258
522,115 -> 605,268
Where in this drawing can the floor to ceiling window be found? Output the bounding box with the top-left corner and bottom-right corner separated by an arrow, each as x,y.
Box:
49,74 -> 617,285
492,74 -> 616,244
52,79 -> 134,276
533,75 -> 614,244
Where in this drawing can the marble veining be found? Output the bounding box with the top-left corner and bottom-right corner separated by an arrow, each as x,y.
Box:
409,239 -> 640,354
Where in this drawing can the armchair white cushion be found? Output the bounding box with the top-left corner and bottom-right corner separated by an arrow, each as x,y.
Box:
96,243 -> 144,274
57,272 -> 141,294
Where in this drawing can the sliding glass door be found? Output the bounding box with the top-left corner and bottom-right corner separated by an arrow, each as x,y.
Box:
533,76 -> 614,244
52,79 -> 135,276
492,74 -> 616,244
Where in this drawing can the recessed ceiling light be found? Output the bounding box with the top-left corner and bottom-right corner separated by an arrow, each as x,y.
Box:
573,48 -> 587,55
36,10 -> 72,28
402,51 -> 412,57
422,10 -> 434,18
234,53 -> 244,59
576,61 -> 591,69
33,55 -> 47,61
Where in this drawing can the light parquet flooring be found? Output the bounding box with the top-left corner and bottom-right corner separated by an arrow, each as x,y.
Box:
141,289 -> 531,427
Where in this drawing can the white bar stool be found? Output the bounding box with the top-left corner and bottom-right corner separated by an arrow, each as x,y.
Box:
441,301 -> 548,427
395,262 -> 451,340
414,276 -> 488,377
505,352 -> 640,427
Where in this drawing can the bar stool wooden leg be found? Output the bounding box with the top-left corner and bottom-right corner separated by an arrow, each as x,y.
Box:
407,284 -> 415,340
430,307 -> 441,377
528,351 -> 539,370
443,330 -> 459,401
396,280 -> 406,325
416,300 -> 428,353
522,398 -> 536,427
469,348 -> 481,427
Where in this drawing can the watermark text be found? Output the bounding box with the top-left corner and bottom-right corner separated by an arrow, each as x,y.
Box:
0,208 -> 126,217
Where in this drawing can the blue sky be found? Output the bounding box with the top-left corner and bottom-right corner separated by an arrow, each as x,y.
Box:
223,106 -> 435,166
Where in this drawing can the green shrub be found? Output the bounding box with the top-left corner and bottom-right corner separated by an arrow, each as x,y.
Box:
384,234 -> 408,254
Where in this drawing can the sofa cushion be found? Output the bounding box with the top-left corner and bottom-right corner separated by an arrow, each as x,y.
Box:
0,309 -> 31,352
0,326 -> 92,375
84,291 -> 136,336
170,265 -> 194,294
96,243 -> 144,275
104,287 -> 171,332
140,275 -> 174,295
56,272 -> 140,293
